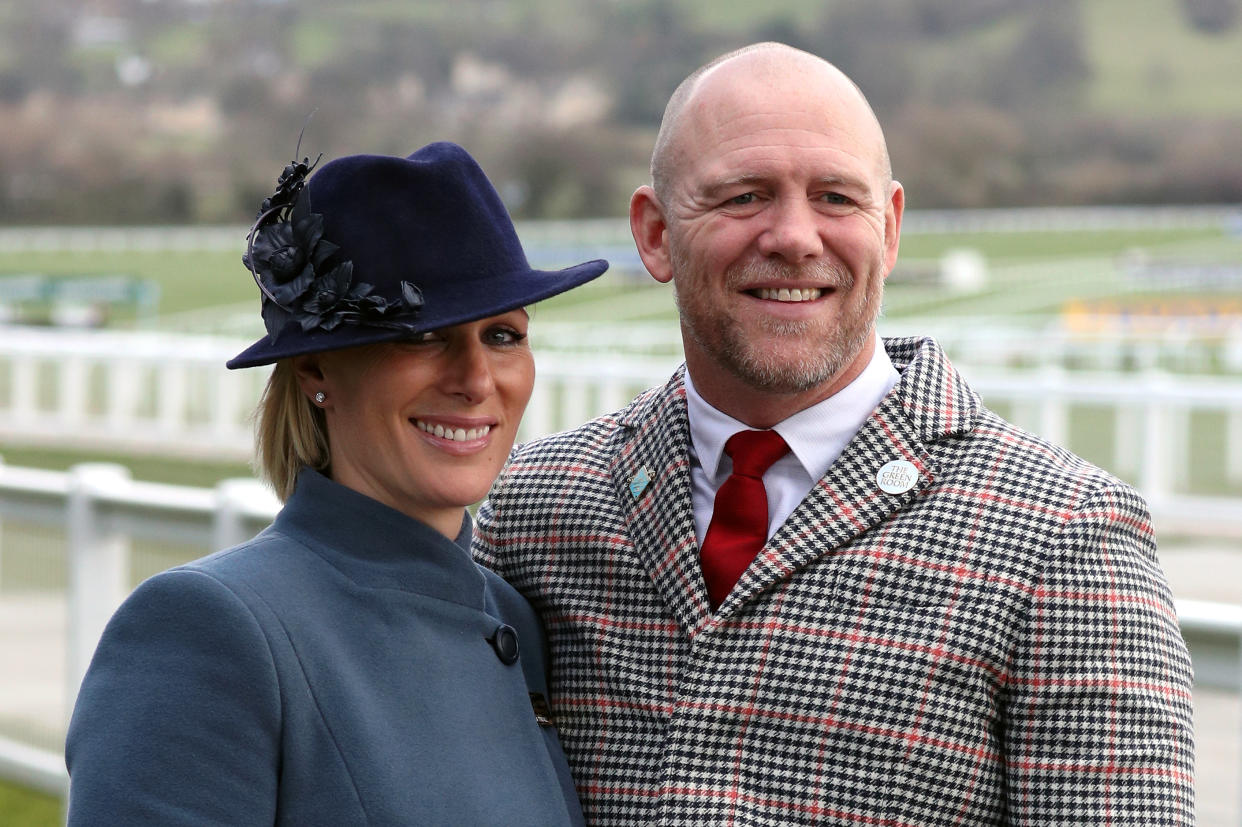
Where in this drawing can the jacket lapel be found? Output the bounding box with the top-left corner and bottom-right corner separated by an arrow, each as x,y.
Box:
723,337 -> 981,614
609,367 -> 714,637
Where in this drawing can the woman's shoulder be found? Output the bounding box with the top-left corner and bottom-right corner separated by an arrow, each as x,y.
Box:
67,552 -> 285,824
118,552 -> 279,643
175,525 -> 313,587
104,528 -> 311,643
74,529 -> 325,729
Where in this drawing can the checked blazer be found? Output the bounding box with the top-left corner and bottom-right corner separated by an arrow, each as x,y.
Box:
473,337 -> 1195,826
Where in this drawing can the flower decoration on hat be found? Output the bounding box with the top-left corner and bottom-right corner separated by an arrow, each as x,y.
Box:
243,153 -> 423,340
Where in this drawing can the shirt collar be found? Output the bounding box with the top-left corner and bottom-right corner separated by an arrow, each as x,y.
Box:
685,333 -> 900,482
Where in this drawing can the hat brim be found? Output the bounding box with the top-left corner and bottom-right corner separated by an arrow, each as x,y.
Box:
226,258 -> 608,369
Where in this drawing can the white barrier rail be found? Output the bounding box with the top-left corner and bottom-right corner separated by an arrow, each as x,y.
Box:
2,326 -> 1240,517
0,325 -> 686,462
0,462 -> 1237,810
965,366 -> 1242,504
0,463 -> 282,799
0,326 -> 267,461
0,734 -> 67,797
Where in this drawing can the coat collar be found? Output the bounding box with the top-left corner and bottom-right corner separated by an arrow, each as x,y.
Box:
608,367 -> 710,635
272,468 -> 486,607
611,337 -> 980,629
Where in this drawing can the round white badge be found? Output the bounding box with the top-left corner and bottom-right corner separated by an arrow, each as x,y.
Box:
876,459 -> 919,495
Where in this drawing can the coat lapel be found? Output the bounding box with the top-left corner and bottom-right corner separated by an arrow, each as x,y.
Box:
608,367 -> 713,636
723,337 -> 981,614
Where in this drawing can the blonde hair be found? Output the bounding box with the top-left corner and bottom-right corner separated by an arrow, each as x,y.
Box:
255,359 -> 330,500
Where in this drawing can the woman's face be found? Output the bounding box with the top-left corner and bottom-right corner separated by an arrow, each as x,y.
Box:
298,309 -> 534,537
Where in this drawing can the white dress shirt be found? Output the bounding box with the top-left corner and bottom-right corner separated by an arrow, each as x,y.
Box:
685,335 -> 900,545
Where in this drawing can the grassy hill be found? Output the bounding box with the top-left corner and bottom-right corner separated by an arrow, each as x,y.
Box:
258,0 -> 1242,119
1084,0 -> 1242,116
4,0 -> 1241,224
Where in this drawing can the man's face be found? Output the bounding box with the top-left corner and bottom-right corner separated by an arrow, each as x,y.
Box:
658,59 -> 903,401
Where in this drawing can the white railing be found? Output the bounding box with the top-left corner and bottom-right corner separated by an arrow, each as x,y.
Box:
0,463 -> 281,797
0,461 -> 1237,813
966,366 -> 1242,504
881,318 -> 1242,376
0,324 -> 686,462
2,326 -> 1241,517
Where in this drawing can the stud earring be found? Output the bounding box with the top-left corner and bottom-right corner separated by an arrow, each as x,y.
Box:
314,391 -> 326,404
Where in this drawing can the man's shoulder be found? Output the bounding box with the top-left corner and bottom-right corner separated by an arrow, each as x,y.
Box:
943,398 -> 1145,526
888,335 -> 1137,500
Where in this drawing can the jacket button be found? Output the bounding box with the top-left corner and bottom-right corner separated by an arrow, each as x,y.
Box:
489,624 -> 519,665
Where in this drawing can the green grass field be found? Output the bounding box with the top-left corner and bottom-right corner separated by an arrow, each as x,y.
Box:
1,223 -> 1228,325
0,442 -> 252,488
0,219 -> 1238,495
0,779 -> 61,827
1083,0 -> 1242,117
0,248 -> 250,320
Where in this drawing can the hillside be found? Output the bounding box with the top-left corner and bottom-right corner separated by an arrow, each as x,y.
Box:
0,0 -> 1239,223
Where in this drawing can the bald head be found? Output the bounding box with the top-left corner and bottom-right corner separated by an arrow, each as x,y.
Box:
650,43 -> 892,205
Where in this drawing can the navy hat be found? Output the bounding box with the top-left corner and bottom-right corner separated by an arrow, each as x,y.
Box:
227,141 -> 608,369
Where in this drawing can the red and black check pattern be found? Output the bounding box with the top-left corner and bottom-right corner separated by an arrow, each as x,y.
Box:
473,337 -> 1195,826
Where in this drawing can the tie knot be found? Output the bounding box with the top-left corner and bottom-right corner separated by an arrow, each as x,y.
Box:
724,429 -> 790,478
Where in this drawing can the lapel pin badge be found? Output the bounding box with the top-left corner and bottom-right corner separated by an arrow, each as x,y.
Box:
629,467 -> 652,499
876,459 -> 919,495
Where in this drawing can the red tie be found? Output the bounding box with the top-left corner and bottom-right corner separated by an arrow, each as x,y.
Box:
700,429 -> 790,608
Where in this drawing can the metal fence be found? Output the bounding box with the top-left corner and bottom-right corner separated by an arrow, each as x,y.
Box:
0,324 -> 686,462
0,464 -> 280,797
2,325 -> 1242,494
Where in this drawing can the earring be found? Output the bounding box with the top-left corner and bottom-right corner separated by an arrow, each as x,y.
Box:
314,391 -> 326,404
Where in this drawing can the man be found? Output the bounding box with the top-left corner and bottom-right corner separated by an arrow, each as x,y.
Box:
474,43 -> 1194,825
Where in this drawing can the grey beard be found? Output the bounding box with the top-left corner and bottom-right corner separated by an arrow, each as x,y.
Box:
674,255 -> 879,394
699,305 -> 876,394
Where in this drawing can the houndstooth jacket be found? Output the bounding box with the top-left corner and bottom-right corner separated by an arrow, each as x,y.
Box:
473,337 -> 1195,826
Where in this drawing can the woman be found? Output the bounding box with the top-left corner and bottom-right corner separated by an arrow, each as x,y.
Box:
64,142 -> 607,825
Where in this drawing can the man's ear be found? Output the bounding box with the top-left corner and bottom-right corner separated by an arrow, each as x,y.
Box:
629,185 -> 674,284
882,180 -> 905,279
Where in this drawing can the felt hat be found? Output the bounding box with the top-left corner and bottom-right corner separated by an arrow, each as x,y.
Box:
227,141 -> 608,369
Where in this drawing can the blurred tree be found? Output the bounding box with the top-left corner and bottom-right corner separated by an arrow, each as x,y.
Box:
491,124 -> 640,219
1180,0 -> 1240,32
1,0 -> 1240,222
816,2 -> 919,115
908,0 -> 1021,36
603,0 -> 710,126
888,103 -> 1029,207
987,1 -> 1089,107
0,70 -> 27,104
1,3 -> 81,97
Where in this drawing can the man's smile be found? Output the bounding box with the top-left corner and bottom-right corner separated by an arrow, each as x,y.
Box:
750,287 -> 823,302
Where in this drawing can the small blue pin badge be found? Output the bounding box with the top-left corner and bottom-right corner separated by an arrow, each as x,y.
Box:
629,467 -> 652,499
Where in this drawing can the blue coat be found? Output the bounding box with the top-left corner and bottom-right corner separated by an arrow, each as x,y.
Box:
66,469 -> 584,826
